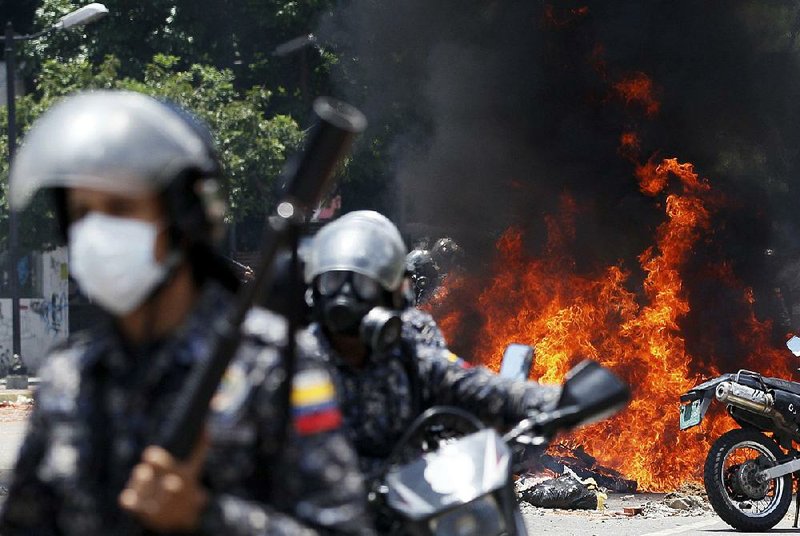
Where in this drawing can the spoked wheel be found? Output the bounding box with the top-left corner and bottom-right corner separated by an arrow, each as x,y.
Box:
704,428 -> 792,532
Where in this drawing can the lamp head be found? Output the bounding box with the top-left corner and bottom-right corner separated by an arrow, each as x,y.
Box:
55,3 -> 109,31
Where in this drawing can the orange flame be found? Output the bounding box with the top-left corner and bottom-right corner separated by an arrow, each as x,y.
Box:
614,72 -> 661,117
431,158 -> 793,491
429,7 -> 792,491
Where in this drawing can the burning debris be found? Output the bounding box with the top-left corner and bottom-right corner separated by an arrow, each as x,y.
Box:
517,472 -> 606,511
423,11 -> 797,492
513,440 -> 633,511
540,444 -> 637,493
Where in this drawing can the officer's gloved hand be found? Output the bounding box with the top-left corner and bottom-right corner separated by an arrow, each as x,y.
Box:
119,433 -> 210,532
526,383 -> 562,414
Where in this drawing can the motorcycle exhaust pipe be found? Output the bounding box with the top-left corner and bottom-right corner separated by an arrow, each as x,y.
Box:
715,382 -> 774,414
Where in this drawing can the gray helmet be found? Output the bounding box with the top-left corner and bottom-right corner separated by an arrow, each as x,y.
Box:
10,90 -> 219,209
304,210 -> 407,291
406,248 -> 434,274
431,237 -> 464,271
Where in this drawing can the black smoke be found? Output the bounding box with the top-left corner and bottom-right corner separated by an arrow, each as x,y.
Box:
319,1 -> 800,360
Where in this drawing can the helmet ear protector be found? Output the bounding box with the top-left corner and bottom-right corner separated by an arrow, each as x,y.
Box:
160,167 -> 225,250
161,168 -> 239,291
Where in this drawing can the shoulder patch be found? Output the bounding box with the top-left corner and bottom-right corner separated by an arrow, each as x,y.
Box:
291,369 -> 342,435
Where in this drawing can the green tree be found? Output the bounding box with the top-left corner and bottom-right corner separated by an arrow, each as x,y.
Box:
29,0 -> 337,118
6,0 -> 394,249
0,54 -> 303,251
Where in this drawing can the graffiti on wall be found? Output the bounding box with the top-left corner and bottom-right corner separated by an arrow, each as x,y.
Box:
0,247 -> 69,374
29,293 -> 68,335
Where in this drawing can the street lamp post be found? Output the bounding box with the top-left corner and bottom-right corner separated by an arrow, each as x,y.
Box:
4,3 -> 108,369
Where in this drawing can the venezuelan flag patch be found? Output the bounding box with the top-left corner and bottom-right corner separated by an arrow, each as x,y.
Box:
445,351 -> 470,368
292,370 -> 342,435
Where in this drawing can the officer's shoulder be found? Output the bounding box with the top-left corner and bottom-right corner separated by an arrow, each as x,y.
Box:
40,330 -> 97,372
35,334 -> 98,405
401,307 -> 448,349
415,345 -> 471,369
401,307 -> 437,327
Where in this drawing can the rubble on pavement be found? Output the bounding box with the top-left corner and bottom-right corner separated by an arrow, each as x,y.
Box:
516,480 -> 713,519
641,483 -> 710,517
0,395 -> 33,422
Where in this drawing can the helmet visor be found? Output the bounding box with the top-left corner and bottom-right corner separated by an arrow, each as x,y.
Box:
316,271 -> 382,301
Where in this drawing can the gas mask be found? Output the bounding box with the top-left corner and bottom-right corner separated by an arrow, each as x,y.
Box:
360,306 -> 403,354
315,271 -> 402,352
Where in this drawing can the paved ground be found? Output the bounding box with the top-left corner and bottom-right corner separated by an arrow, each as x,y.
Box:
0,420 -> 26,489
0,408 -> 795,534
521,493 -> 799,535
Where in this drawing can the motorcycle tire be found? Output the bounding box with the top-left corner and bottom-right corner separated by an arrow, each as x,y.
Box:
704,428 -> 792,532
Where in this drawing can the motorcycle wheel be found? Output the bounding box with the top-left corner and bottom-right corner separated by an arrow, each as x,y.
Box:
704,428 -> 792,532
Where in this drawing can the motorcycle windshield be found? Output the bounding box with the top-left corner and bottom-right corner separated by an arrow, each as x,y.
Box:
385,429 -> 511,520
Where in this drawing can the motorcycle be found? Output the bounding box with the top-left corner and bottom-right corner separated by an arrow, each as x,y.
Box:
679,335 -> 800,531
369,354 -> 630,535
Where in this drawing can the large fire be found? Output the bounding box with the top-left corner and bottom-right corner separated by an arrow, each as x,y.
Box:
428,5 -> 797,491
430,152 -> 798,491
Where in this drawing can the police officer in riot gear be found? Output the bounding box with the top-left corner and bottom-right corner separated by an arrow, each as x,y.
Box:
430,236 -> 464,276
405,247 -> 438,305
0,91 -> 370,535
302,211 -> 559,480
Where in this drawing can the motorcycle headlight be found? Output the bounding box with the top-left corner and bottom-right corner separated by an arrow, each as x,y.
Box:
429,495 -> 506,536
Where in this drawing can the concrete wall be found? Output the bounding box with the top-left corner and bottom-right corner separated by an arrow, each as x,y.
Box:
0,247 -> 69,373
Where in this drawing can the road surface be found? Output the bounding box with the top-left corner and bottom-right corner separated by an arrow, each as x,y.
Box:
521,493 -> 798,535
0,412 -> 795,534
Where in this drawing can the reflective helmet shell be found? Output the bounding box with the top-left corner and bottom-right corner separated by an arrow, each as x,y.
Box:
10,90 -> 218,209
304,210 -> 407,291
431,237 -> 464,270
405,248 -> 434,273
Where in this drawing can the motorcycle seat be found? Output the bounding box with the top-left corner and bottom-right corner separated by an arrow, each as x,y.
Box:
761,376 -> 800,396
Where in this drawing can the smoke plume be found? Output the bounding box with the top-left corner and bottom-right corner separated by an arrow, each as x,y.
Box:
319,1 -> 800,356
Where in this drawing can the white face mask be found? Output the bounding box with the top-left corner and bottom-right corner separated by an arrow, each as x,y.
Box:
69,212 -> 175,316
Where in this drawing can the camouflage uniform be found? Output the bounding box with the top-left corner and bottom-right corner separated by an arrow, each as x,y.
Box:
304,308 -> 558,477
0,283 -> 372,535
400,308 -> 447,350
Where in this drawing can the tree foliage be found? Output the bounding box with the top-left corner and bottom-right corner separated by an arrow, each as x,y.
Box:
28,0 -> 337,117
0,53 -> 302,250
2,0 -> 392,251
